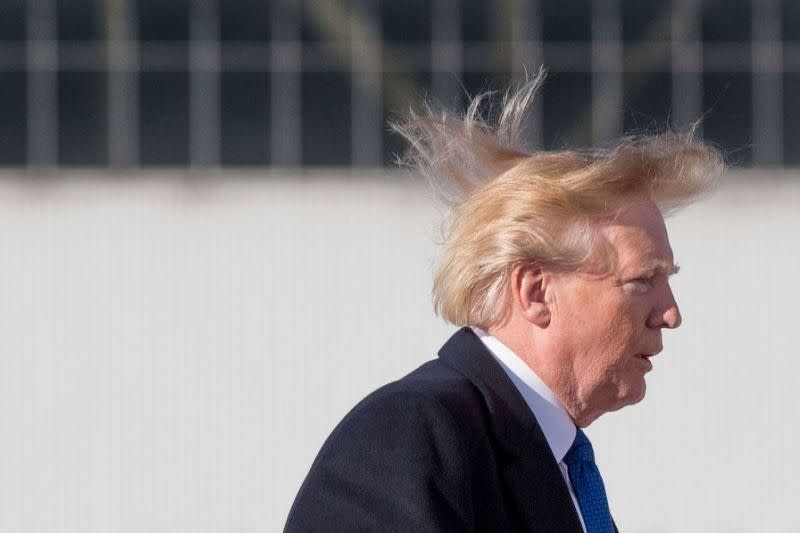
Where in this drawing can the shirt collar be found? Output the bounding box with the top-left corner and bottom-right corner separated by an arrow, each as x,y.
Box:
472,327 -> 576,463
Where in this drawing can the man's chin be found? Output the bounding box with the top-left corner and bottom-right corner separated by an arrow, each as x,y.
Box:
582,379 -> 647,421
611,381 -> 647,411
624,381 -> 647,406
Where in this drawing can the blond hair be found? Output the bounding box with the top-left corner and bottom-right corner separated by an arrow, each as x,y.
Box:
392,71 -> 724,329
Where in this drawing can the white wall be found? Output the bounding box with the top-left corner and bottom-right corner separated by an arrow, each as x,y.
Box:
0,170 -> 796,533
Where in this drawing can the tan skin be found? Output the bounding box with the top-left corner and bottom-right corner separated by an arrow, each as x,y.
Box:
489,199 -> 682,428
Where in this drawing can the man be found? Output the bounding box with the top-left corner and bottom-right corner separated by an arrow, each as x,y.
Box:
284,77 -> 722,532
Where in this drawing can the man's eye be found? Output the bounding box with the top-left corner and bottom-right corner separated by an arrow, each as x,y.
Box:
628,277 -> 654,290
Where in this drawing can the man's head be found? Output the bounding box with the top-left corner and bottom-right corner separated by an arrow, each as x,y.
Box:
394,73 -> 722,425
513,198 -> 681,426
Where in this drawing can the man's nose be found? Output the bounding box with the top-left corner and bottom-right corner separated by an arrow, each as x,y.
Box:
648,285 -> 682,329
662,303 -> 682,329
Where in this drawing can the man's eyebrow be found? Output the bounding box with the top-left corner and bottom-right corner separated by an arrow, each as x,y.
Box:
641,259 -> 681,276
645,259 -> 680,275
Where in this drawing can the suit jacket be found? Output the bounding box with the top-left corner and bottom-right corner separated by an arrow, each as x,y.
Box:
285,327 -> 602,532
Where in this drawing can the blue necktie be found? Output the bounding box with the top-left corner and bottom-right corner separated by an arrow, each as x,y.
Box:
563,429 -> 615,533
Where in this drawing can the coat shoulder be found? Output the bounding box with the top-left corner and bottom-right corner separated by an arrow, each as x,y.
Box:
284,358 -> 487,532
326,357 -> 488,451
353,358 -> 489,439
373,357 -> 482,405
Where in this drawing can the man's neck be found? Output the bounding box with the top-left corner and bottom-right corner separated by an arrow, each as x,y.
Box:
487,325 -> 599,428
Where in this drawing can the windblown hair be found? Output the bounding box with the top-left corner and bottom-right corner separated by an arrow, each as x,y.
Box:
392,70 -> 724,329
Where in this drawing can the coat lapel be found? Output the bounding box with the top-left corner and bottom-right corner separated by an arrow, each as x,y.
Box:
438,327 -> 585,532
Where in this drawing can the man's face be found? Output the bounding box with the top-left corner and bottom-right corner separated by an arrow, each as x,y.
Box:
547,200 -> 681,421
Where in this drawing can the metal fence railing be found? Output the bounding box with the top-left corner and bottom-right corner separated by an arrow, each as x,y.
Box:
0,0 -> 794,169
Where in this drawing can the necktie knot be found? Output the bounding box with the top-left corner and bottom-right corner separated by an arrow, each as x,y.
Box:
564,428 -> 596,465
563,428 -> 615,533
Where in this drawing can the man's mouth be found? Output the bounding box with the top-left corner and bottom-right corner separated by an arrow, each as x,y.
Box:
637,348 -> 662,359
635,353 -> 656,371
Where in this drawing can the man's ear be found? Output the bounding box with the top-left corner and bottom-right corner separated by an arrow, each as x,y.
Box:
511,264 -> 551,328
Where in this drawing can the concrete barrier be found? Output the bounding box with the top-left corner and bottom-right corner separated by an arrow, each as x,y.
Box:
0,169 -> 795,532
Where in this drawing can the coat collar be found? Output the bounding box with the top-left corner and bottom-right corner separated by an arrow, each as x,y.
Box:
438,327 -> 585,532
438,327 -> 558,458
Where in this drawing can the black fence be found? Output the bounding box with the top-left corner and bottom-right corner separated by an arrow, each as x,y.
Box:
0,0 -> 794,169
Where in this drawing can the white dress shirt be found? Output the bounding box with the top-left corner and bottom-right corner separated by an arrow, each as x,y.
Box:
473,328 -> 588,533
